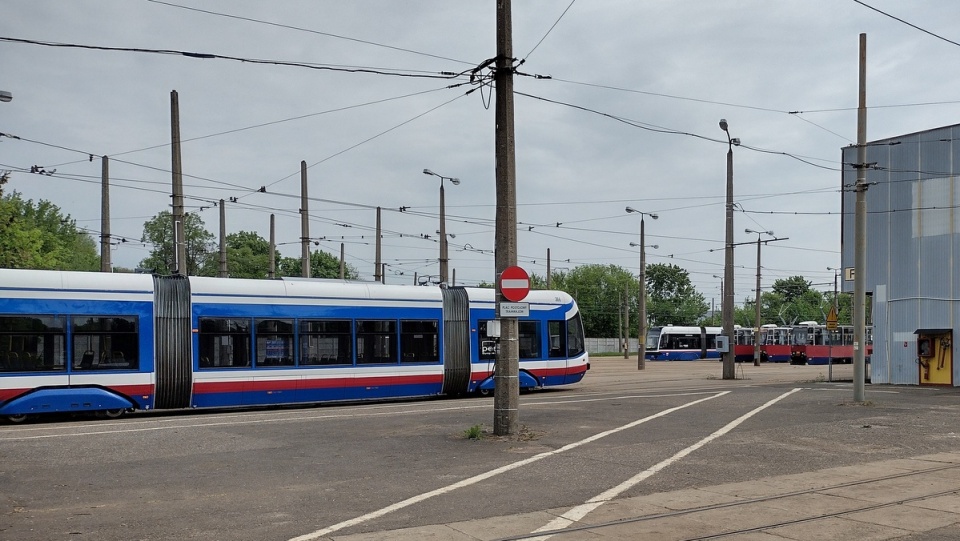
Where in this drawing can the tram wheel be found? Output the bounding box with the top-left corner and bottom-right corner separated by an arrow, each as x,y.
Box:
6,414 -> 28,423
478,388 -> 492,397
101,409 -> 126,419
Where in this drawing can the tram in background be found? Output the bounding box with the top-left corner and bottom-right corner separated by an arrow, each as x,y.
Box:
645,325 -> 723,361
0,269 -> 589,423
789,322 -> 872,365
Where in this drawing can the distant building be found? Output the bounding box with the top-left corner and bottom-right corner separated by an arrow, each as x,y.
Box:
841,122 -> 960,386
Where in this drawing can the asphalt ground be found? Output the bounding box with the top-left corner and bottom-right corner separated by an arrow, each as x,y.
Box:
1,359 -> 958,540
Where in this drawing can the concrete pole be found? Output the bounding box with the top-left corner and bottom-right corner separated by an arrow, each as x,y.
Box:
100,156 -> 111,272
853,33 -> 868,402
620,291 -> 627,359
268,214 -> 275,279
218,199 -> 227,278
300,161 -> 310,278
170,91 -> 186,275
494,0 -> 519,436
439,182 -> 448,284
546,248 -> 551,289
340,242 -> 345,279
754,237 -> 762,366
721,123 -> 736,380
375,207 -> 382,282
638,216 -> 647,370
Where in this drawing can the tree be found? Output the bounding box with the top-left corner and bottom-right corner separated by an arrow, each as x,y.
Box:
645,263 -> 708,326
278,249 -> 359,279
0,191 -> 99,271
139,211 -> 215,276
561,264 -> 638,338
204,230 -> 281,279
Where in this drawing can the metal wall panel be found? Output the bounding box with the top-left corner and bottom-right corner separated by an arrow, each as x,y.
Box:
842,123 -> 960,386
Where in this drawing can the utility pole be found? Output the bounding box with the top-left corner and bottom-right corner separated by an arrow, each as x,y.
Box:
494,0 -> 520,436
546,248 -> 551,289
340,242 -> 345,279
218,199 -> 227,278
268,214 -> 276,279
100,156 -> 111,272
300,161 -> 310,278
170,90 -> 186,275
375,207 -> 382,282
853,33 -> 868,402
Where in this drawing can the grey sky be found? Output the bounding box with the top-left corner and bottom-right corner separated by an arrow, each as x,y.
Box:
2,1 -> 959,305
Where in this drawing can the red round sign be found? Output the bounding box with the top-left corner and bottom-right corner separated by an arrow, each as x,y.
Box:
499,266 -> 530,302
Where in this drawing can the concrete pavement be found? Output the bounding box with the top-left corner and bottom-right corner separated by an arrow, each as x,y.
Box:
322,452 -> 960,540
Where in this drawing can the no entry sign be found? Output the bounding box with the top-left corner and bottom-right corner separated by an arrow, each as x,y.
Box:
499,266 -> 530,302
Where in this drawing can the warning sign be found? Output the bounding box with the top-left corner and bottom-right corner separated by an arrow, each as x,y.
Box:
826,305 -> 838,331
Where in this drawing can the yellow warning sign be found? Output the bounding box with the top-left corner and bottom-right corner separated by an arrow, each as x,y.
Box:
826,305 -> 838,330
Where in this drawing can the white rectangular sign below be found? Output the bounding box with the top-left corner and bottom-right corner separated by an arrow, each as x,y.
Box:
499,302 -> 529,317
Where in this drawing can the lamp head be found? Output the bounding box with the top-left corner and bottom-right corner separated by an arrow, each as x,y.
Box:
423,168 -> 434,176
650,213 -> 659,220
650,244 -> 659,250
719,118 -> 728,132
625,206 -> 636,213
731,137 -> 741,146
0,90 -> 11,103
450,178 -> 460,185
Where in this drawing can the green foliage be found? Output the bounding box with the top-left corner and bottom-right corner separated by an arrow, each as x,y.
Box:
0,191 -> 99,271
645,263 -> 708,326
278,249 -> 359,279
139,211 -> 215,276
463,424 -> 483,440
561,264 -> 639,338
207,230 -> 282,279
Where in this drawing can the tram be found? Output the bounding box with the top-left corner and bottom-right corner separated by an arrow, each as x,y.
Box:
0,269 -> 589,422
644,325 -> 723,361
789,322 -> 871,365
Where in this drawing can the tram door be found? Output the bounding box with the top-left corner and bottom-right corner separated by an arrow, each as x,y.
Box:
916,330 -> 953,386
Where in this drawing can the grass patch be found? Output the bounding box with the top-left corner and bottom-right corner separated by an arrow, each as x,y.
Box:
464,424 -> 484,440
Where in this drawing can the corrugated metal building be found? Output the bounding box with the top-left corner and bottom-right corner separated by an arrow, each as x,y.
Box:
841,122 -> 960,386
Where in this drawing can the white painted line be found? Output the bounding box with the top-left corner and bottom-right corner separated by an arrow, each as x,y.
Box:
529,387 -> 803,539
0,391 -> 720,441
287,391 -> 730,541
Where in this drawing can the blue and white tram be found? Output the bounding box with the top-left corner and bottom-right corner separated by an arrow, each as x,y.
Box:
644,325 -> 723,361
0,269 -> 589,422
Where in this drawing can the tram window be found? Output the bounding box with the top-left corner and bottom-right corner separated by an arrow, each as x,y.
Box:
477,320 -> 497,360
198,318 -> 251,369
0,315 -> 66,372
548,320 -> 566,358
519,321 -> 540,359
300,320 -> 352,365
255,319 -> 294,367
72,316 -> 139,371
567,314 -> 585,357
400,320 -> 439,363
356,320 -> 397,364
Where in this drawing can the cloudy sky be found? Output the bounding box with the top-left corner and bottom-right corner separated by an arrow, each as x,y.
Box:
3,1 -> 960,306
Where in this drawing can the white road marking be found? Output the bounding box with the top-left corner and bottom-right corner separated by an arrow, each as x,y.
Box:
287,391 -> 730,541
528,387 -> 803,539
0,391 -> 721,441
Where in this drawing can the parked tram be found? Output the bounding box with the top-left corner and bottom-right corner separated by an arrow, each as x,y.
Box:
0,269 -> 589,422
645,325 -> 722,361
789,322 -> 872,365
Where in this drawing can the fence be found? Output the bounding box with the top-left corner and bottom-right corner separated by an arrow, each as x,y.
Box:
586,337 -> 639,355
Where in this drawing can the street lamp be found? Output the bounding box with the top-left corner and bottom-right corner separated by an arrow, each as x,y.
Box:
746,228 -> 774,366
626,206 -> 658,370
719,119 -> 740,379
0,91 -> 12,103
423,169 -> 460,284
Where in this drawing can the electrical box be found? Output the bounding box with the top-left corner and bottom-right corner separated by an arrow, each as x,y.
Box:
715,335 -> 730,353
486,320 -> 501,338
